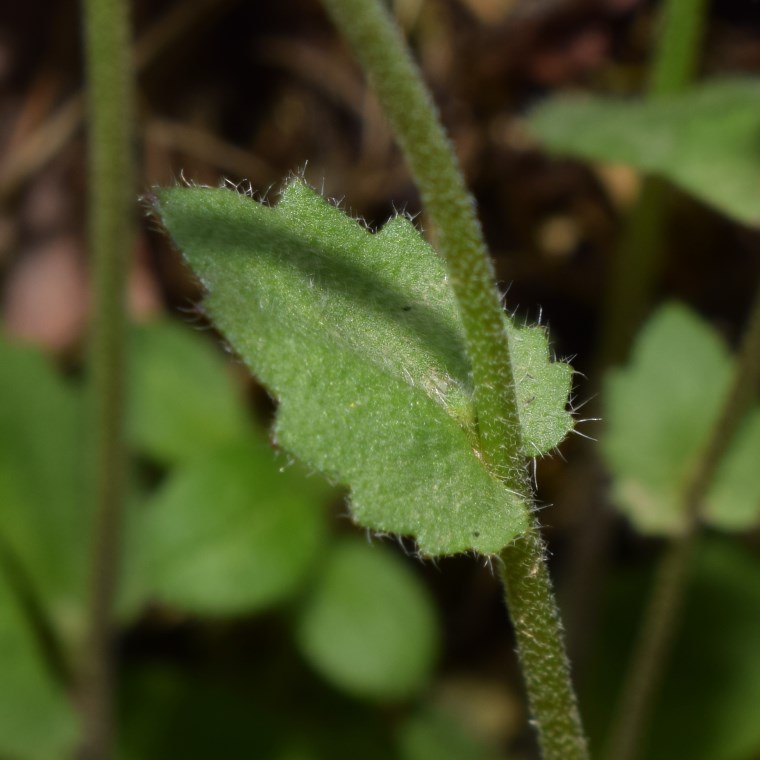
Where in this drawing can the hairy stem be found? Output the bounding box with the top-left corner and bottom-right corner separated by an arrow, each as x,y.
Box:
321,0 -> 523,486
322,1 -> 587,756
79,0 -> 135,755
605,283 -> 760,760
499,526 -> 589,760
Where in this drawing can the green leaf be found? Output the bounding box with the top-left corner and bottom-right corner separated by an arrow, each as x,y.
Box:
128,319 -> 249,465
603,303 -> 760,534
296,538 -> 438,700
0,566 -> 78,759
0,335 -> 88,645
130,436 -> 329,615
528,78 -> 760,227
153,180 -> 573,555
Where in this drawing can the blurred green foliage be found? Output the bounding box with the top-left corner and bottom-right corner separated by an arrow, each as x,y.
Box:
603,303 -> 760,534
0,320 -> 475,757
4,0 -> 760,752
528,78 -> 760,228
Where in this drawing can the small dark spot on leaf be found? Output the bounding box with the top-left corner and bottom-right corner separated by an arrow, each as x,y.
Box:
402,305 -> 412,311
473,531 -> 480,537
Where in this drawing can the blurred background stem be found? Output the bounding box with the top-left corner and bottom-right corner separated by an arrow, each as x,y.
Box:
79,0 -> 136,756
597,0 -> 708,369
605,278 -> 760,760
562,0 -> 710,696
591,3 -> 711,757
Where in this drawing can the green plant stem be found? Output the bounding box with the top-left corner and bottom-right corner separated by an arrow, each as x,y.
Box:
499,526 -> 589,759
648,0 -> 708,98
79,0 -> 135,756
597,0 -> 708,370
597,176 -> 669,368
605,282 -> 760,760
322,1 -> 587,757
321,0 -> 523,485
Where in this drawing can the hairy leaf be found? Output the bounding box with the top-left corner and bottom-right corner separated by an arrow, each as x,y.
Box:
603,303 -> 760,534
528,78 -> 760,227
153,180 -> 573,555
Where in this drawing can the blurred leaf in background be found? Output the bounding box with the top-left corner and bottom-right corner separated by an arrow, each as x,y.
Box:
0,335 -> 88,647
398,706 -> 501,760
0,320 -> 341,756
121,317 -> 332,616
296,537 -> 439,700
528,78 -> 760,227
131,436 -> 329,615
127,319 -> 250,466
0,566 -> 77,759
602,303 -> 760,535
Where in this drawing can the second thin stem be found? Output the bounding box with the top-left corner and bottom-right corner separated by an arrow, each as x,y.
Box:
605,283 -> 760,760
79,0 -> 135,755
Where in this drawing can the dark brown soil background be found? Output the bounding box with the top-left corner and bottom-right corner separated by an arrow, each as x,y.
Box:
2,1 -> 760,757
3,0 -> 760,360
